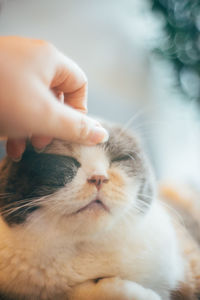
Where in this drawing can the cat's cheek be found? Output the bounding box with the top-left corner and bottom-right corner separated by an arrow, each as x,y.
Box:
102,168 -> 139,213
107,168 -> 125,188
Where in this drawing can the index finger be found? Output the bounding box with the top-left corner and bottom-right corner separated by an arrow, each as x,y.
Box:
51,54 -> 88,112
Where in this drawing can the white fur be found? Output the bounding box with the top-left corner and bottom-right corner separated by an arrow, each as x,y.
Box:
0,144 -> 185,299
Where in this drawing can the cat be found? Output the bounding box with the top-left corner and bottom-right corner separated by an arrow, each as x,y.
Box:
0,121 -> 199,300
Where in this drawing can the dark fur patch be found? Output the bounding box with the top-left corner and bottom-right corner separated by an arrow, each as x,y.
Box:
0,146 -> 80,225
0,293 -> 14,300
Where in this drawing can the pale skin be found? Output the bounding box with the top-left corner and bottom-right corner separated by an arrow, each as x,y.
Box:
0,36 -> 108,160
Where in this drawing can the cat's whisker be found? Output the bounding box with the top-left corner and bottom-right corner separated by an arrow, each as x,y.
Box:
118,103 -> 176,135
115,189 -> 153,215
0,196 -> 43,209
159,201 -> 184,227
0,195 -> 52,219
137,192 -> 154,199
119,109 -> 147,134
1,202 -> 39,218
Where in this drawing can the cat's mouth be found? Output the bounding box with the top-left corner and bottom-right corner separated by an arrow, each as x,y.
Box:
75,199 -> 109,214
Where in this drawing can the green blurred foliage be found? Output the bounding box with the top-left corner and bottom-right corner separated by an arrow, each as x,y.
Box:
151,0 -> 200,103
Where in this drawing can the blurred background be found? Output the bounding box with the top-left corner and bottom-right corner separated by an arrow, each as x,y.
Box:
0,0 -> 199,187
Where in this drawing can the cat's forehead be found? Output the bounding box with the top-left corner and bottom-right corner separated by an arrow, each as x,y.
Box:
45,124 -> 140,159
103,125 -> 141,158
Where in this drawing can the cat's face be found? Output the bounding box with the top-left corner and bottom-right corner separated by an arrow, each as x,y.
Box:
0,123 -> 155,237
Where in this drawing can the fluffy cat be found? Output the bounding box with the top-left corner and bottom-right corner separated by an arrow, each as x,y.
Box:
0,122 -> 199,300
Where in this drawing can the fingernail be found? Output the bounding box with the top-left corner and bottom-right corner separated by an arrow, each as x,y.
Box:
77,108 -> 88,114
34,147 -> 46,153
88,127 -> 109,144
57,91 -> 64,103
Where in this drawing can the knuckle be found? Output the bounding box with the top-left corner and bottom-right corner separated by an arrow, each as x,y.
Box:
78,116 -> 90,139
42,41 -> 57,58
34,39 -> 57,60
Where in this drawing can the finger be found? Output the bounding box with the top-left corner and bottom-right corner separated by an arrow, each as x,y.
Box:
64,83 -> 88,113
51,55 -> 88,112
30,90 -> 63,151
27,84 -> 108,144
31,136 -> 52,151
6,138 -> 26,161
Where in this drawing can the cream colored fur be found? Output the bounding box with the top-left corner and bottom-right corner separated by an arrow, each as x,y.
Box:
0,142 -> 185,299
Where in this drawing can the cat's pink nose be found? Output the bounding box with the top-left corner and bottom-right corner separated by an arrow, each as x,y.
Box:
87,175 -> 109,190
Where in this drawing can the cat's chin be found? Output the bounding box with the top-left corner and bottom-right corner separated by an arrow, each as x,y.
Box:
61,198 -> 113,238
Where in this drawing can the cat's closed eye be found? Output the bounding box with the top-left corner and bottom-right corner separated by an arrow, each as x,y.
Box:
111,154 -> 135,163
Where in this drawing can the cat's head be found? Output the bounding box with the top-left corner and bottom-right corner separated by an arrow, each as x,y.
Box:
0,122 -> 155,237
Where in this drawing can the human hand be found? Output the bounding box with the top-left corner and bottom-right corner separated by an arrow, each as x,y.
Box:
0,36 -> 108,160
